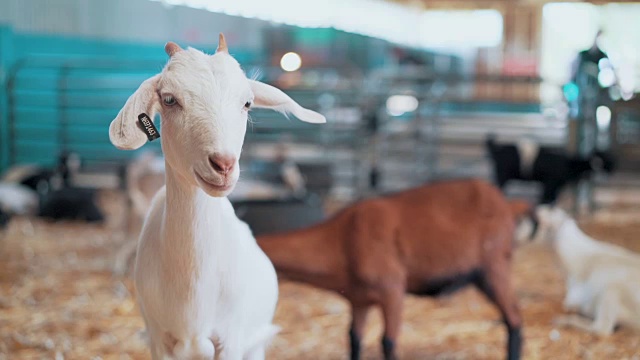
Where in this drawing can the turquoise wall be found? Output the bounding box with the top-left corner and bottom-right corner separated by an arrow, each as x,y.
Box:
0,25 -> 257,171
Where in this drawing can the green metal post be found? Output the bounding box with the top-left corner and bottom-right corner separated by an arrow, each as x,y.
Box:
0,26 -> 15,172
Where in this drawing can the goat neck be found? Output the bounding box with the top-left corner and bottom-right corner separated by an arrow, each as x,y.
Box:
160,163 -> 229,288
554,219 -> 600,278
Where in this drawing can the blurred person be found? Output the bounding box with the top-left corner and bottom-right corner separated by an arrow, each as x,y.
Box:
566,29 -> 616,156
567,29 -> 617,105
570,30 -> 609,83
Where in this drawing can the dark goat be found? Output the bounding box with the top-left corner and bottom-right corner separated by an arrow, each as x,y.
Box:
38,187 -> 104,223
486,136 -> 615,204
37,153 -> 105,223
3,152 -> 105,223
13,152 -> 79,194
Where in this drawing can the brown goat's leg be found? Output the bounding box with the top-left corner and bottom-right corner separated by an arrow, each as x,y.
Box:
477,261 -> 522,360
380,286 -> 404,360
349,303 -> 371,360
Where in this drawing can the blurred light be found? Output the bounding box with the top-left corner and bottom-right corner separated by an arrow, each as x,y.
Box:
302,71 -> 321,87
598,58 -> 612,70
543,107 -> 558,120
540,3 -> 598,88
563,82 -> 579,102
596,106 -> 611,130
598,68 -> 616,87
318,93 -> 337,109
277,72 -> 302,87
280,52 -> 302,72
386,95 -> 419,116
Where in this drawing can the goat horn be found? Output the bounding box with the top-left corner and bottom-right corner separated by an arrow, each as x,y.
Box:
217,33 -> 228,53
165,42 -> 183,57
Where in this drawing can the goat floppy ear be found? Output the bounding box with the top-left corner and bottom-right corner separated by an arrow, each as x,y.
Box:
249,80 -> 326,124
109,75 -> 160,150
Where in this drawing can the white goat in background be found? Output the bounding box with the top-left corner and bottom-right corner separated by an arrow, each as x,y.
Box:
535,205 -> 640,336
109,35 -> 325,359
112,151 -> 165,276
126,151 -> 166,220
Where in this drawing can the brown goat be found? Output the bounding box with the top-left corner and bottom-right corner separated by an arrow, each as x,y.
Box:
257,179 -> 530,360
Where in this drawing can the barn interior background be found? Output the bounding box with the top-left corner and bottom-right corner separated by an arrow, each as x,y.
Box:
1,0 -> 640,358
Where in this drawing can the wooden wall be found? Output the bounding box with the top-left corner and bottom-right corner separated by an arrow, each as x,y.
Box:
397,0 -> 546,103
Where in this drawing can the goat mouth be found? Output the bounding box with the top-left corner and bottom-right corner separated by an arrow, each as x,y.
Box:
194,171 -> 232,192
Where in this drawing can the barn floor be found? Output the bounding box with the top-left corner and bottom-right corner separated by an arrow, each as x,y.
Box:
1,191 -> 639,359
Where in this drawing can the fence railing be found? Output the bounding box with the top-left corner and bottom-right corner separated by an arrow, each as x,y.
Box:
15,58 -> 634,200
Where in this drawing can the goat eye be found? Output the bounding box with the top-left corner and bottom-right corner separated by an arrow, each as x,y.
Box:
244,101 -> 252,110
163,95 -> 177,106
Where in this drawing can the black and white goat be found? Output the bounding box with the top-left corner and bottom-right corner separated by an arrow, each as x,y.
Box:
0,180 -> 41,230
1,152 -> 79,193
1,152 -> 105,222
485,135 -> 615,204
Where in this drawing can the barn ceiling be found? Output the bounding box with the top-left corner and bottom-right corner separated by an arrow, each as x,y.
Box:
390,0 -> 640,9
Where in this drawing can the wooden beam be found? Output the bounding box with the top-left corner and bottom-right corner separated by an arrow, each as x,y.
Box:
391,0 -> 640,6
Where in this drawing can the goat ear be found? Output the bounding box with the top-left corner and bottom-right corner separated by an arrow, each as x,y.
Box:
249,80 -> 326,124
109,75 -> 160,150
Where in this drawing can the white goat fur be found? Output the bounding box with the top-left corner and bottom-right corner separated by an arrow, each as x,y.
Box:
109,36 -> 325,359
0,183 -> 39,215
535,206 -> 640,336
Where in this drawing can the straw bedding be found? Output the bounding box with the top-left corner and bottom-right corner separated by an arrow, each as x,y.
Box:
1,191 -> 639,359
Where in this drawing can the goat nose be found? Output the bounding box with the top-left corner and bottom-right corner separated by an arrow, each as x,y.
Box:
209,154 -> 236,175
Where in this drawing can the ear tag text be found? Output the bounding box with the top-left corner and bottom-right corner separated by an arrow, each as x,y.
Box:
137,113 -> 160,141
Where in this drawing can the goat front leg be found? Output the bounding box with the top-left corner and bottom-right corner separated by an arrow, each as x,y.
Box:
591,292 -> 619,336
555,292 -> 618,336
349,302 -> 371,360
219,337 -> 243,360
562,277 -> 586,313
553,315 -> 610,336
380,283 -> 405,360
477,257 -> 522,360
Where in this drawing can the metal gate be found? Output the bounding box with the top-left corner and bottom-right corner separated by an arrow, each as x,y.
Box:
6,56 -> 164,169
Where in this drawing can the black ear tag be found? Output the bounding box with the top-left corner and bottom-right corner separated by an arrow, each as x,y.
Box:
137,113 -> 160,141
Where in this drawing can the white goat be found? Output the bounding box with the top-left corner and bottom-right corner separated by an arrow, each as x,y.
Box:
108,35 -> 325,359
535,205 -> 640,336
